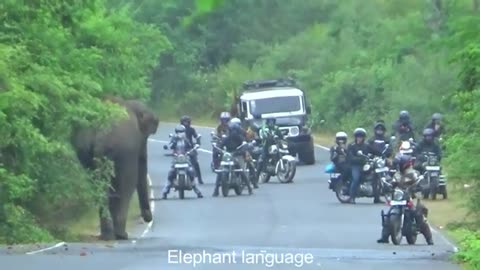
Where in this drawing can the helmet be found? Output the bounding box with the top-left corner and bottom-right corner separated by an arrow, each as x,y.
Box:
219,111 -> 231,122
175,124 -> 186,133
423,128 -> 434,142
230,117 -> 241,125
180,115 -> 191,125
399,110 -> 410,120
353,128 -> 367,137
394,154 -> 413,172
335,131 -> 348,144
374,121 -> 386,130
432,113 -> 442,121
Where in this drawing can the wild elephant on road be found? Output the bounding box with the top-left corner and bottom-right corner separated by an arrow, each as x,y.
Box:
71,97 -> 159,240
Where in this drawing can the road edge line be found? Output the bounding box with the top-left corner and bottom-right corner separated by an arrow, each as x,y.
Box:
25,241 -> 66,255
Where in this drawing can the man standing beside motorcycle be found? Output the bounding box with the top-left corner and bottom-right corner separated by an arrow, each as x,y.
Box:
346,128 -> 371,204
162,125 -> 204,199
414,128 -> 442,173
257,117 -> 284,180
367,121 -> 393,204
180,115 -> 204,184
212,112 -> 231,170
376,154 -> 433,245
212,118 -> 254,196
330,131 -> 349,177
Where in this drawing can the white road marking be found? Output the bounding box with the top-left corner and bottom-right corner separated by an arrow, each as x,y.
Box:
25,242 -> 66,255
132,175 -> 156,244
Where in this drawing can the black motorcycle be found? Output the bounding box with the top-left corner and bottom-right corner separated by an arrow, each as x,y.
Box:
329,145 -> 393,203
258,135 -> 296,184
381,176 -> 425,245
419,151 -> 447,200
212,141 -> 251,197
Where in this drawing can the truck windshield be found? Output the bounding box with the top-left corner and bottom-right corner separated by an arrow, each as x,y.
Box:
249,96 -> 301,115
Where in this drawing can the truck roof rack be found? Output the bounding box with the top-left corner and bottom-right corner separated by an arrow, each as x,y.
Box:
242,78 -> 297,90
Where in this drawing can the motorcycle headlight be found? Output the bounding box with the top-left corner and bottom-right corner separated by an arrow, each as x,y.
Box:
175,154 -> 187,163
223,152 -> 232,161
393,189 -> 404,201
363,164 -> 371,171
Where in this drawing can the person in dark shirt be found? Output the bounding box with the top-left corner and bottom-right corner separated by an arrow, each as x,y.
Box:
330,131 -> 348,175
346,128 -> 371,204
180,115 -> 203,184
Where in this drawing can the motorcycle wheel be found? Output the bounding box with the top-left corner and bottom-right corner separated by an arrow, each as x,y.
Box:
178,174 -> 186,200
404,214 -> 417,245
221,172 -> 230,197
430,177 -> 439,200
389,214 -> 403,245
276,160 -> 295,183
335,180 -> 350,204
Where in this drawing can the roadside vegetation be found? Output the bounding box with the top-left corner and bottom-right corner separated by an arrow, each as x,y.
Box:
1,0 -> 480,268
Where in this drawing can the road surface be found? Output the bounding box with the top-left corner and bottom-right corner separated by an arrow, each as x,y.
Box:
0,122 -> 460,270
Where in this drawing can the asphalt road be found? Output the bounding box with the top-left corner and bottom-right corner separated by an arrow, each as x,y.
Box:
0,122 -> 460,270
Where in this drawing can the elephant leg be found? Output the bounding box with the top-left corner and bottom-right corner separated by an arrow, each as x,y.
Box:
137,139 -> 152,222
111,154 -> 138,240
99,186 -> 116,240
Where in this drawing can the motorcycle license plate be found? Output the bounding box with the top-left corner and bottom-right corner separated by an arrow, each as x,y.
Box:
390,200 -> 407,206
430,172 -> 439,177
330,173 -> 341,178
221,161 -> 234,166
426,166 -> 440,171
375,167 -> 388,173
174,163 -> 189,168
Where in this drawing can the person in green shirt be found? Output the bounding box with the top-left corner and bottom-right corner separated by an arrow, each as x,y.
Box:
256,117 -> 284,174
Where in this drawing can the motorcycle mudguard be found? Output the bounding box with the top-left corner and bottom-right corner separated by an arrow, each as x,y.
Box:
281,155 -> 295,162
387,206 -> 402,216
328,175 -> 341,190
324,163 -> 336,174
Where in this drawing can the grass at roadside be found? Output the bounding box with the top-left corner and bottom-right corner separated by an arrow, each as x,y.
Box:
67,193 -> 143,242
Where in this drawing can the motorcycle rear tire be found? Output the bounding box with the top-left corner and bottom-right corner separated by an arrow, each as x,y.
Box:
335,181 -> 350,204
178,174 -> 186,200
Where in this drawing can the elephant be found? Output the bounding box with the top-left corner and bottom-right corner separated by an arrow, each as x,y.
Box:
71,97 -> 159,240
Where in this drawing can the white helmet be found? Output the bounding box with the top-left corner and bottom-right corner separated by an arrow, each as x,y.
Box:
230,117 -> 241,125
335,131 -> 348,139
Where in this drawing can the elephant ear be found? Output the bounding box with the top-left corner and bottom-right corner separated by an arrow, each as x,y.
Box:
137,110 -> 159,136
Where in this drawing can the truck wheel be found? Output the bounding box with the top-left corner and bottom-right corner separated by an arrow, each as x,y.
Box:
299,148 -> 315,165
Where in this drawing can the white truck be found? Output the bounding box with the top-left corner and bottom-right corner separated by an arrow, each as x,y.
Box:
235,78 -> 316,165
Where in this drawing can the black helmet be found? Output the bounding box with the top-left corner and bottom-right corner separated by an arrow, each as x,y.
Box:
432,113 -> 442,121
180,115 -> 191,125
374,121 -> 386,131
423,128 -> 434,142
353,128 -> 367,137
399,110 -> 410,120
175,124 -> 186,133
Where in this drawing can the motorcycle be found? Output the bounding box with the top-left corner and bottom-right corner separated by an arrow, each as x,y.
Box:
381,175 -> 426,245
163,138 -> 200,200
212,141 -> 251,197
419,151 -> 447,200
326,145 -> 393,203
258,135 -> 296,184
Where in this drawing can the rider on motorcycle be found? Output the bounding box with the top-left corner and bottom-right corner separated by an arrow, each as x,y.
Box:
376,154 -> 433,245
212,118 -> 254,196
162,125 -> 203,199
367,121 -> 393,204
414,128 -> 442,173
330,131 -> 348,176
391,110 -> 415,142
257,117 -> 284,175
180,115 -> 203,184
212,112 -> 231,169
424,113 -> 444,139
346,128 -> 371,204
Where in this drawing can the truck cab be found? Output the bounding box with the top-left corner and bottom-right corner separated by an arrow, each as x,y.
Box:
235,78 -> 316,164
